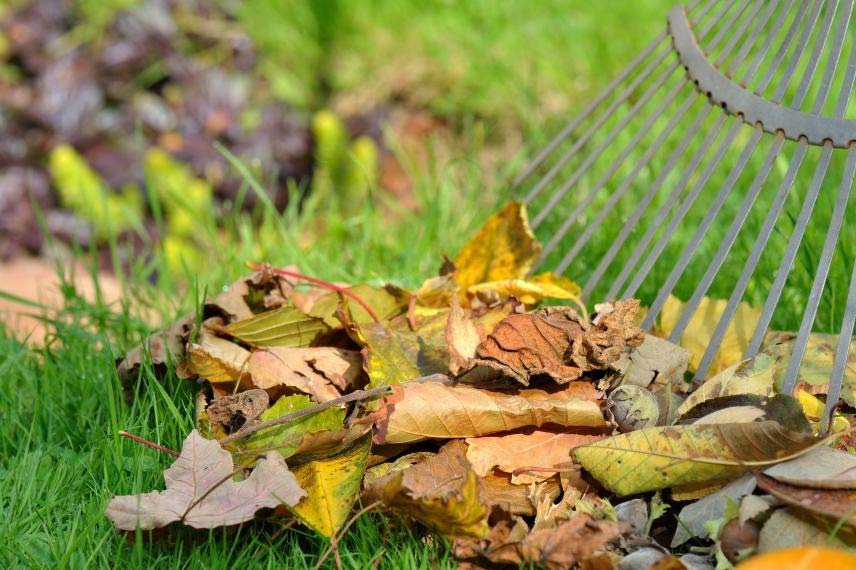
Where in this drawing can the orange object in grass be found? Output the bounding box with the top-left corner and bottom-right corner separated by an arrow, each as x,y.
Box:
735,547 -> 856,570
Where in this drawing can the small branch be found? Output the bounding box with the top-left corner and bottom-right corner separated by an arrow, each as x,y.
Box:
119,431 -> 180,458
219,386 -> 392,446
247,262 -> 381,323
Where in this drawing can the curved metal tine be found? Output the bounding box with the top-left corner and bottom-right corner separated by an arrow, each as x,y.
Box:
640,127 -> 765,330
556,0 -> 781,281
591,0 -> 799,299
512,0 -> 707,191
692,142 -> 809,381
634,0 -> 832,322
527,0 -> 740,222
593,111 -> 726,300
538,77 -> 689,266
698,0 -> 856,380
553,93 -> 699,275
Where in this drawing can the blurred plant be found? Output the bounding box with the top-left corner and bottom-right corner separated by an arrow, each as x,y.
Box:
48,145 -> 143,240
310,110 -> 378,217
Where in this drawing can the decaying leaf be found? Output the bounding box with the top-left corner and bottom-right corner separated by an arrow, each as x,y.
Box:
671,474 -> 756,546
660,295 -> 760,375
763,446 -> 856,489
453,201 -> 541,291
473,301 -> 643,386
363,440 -> 490,538
209,266 -> 299,321
205,389 -> 269,432
611,333 -> 690,389
375,380 -> 605,445
117,313 -> 194,388
354,321 -> 448,389
764,331 -> 856,406
573,421 -> 821,496
454,513 -> 624,570
186,331 -> 251,383
756,474 -> 856,529
446,296 -> 482,376
222,305 -> 331,348
465,428 -> 604,484
290,434 -> 372,537
675,354 -> 776,418
246,347 -> 362,402
105,430 -> 305,530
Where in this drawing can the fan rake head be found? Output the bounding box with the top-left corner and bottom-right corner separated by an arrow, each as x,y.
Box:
514,0 -> 856,421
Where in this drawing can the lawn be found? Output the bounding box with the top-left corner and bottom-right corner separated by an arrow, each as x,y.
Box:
1,1 -> 853,568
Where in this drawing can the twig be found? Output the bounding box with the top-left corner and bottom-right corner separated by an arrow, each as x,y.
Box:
119,431 -> 180,458
246,262 -> 381,323
314,502 -> 382,570
218,386 -> 392,446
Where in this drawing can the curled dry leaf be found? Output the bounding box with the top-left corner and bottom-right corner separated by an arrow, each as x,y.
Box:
363,440 -> 490,539
473,300 -> 643,386
465,428 -> 605,484
573,421 -> 821,496
205,389 -> 269,432
374,380 -> 605,445
675,354 -> 776,418
117,313 -> 194,388
659,295 -> 760,376
756,474 -> 856,529
210,266 -> 300,321
611,333 -> 690,389
452,201 -> 541,291
247,347 -> 363,402
481,473 -> 561,517
186,331 -> 250,383
464,272 -> 582,308
762,445 -> 856,489
105,430 -> 305,530
446,295 -> 482,376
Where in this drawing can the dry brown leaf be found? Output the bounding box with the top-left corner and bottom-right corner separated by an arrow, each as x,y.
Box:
756,474 -> 856,529
186,332 -> 251,383
105,430 -> 305,530
246,347 -> 363,402
374,380 -> 606,445
363,440 -> 489,538
611,333 -> 690,389
481,473 -> 561,517
208,265 -> 300,321
446,295 -> 483,375
473,301 -> 643,386
465,428 -> 605,484
205,389 -> 269,432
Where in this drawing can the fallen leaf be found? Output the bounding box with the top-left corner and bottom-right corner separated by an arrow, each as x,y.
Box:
208,266 -> 299,321
222,305 -> 331,348
186,332 -> 250,383
573,421 -> 821,496
375,380 -> 605,445
235,394 -> 345,462
446,295 -> 482,376
453,201 -> 541,291
611,334 -> 690,389
763,446 -> 856,489
473,301 -> 643,386
764,331 -> 856,406
675,354 -> 776,418
756,474 -> 856,529
660,295 -> 760,375
117,313 -> 194,388
796,390 -> 851,434
672,474 -> 756,546
679,394 -> 812,433
465,272 -> 582,307
205,389 -> 269,432
756,508 -> 849,553
290,434 -> 372,537
608,385 -> 660,432
739,494 -> 776,525
481,473 -> 560,516
309,283 -> 410,327
465,428 -> 605,484
247,347 -> 363,402
363,440 -> 490,538
105,430 -> 305,530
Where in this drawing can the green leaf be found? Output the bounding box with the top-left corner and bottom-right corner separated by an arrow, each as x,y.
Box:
353,321 -> 448,389
572,421 -> 821,497
308,284 -> 410,327
290,434 -> 372,538
223,305 -> 331,347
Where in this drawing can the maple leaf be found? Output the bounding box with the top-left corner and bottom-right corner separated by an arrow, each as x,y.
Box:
105,430 -> 306,530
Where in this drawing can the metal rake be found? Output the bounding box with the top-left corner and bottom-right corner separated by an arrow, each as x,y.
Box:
514,0 -> 856,420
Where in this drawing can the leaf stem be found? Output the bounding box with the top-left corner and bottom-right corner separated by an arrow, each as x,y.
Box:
246,262 -> 381,323
118,431 -> 180,458
218,385 -> 392,446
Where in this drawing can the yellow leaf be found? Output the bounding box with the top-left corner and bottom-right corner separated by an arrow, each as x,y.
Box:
290,435 -> 371,538
675,353 -> 776,418
376,381 -> 605,445
573,421 -> 821,496
352,321 -> 448,389
186,333 -> 249,383
796,390 -> 850,435
453,202 -> 541,291
660,295 -> 760,376
466,272 -> 582,307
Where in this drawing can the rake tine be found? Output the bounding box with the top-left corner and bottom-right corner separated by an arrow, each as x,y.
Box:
527,0 -> 743,221
747,0 -> 814,92
693,141 -> 809,381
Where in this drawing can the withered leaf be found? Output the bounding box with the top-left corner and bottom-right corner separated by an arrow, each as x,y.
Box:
464,272 -> 582,308
222,305 -> 331,348
186,332 -> 250,383
465,428 -> 604,484
756,473 -> 856,528
247,347 -> 362,402
375,380 -> 605,445
117,313 -> 194,387
763,446 -> 856,489
363,440 -> 489,539
473,300 -> 643,386
446,295 -> 482,376
611,333 -> 690,389
309,283 -> 411,326
208,266 -> 299,321
573,421 -> 821,496
756,507 -> 852,552
675,353 -> 776,418
481,473 -> 561,517
105,430 -> 305,530
671,474 -> 756,546
353,320 -> 448,389
205,389 -> 269,432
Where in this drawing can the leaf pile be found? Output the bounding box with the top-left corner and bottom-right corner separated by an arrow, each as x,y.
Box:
110,202 -> 856,568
